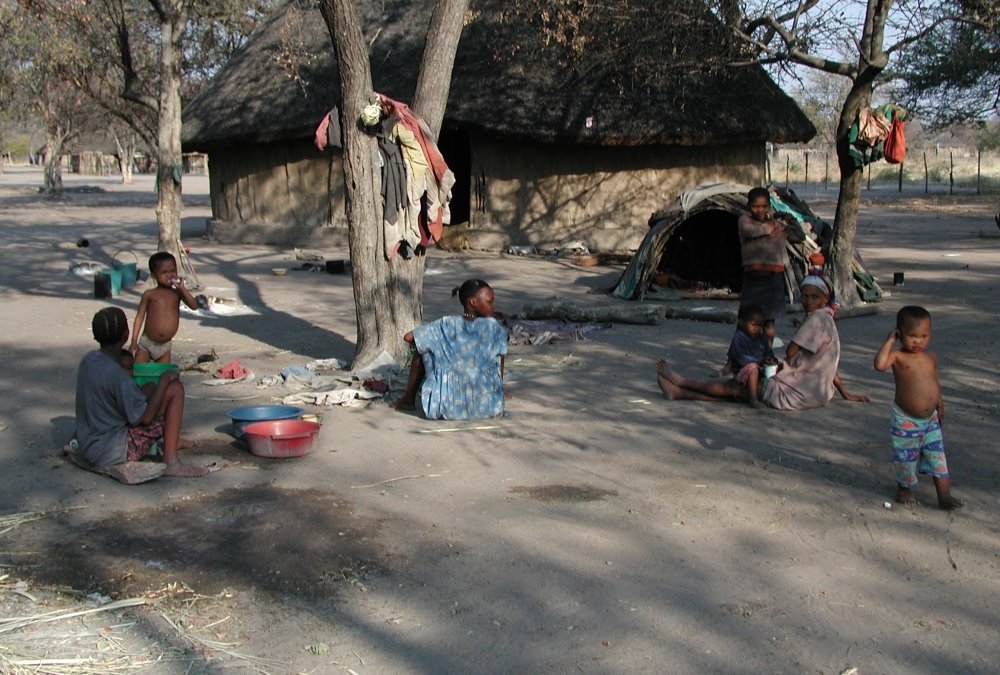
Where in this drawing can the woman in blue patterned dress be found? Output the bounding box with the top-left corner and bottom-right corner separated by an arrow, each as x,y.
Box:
394,279 -> 509,419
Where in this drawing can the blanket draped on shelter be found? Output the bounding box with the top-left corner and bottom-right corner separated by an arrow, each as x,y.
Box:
314,95 -> 456,260
611,184 -> 882,304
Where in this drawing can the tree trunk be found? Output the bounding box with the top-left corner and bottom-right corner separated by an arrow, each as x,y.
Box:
42,133 -> 64,195
319,0 -> 419,368
152,1 -> 190,275
412,0 -> 470,137
319,0 -> 470,369
113,131 -> 136,184
827,0 -> 892,308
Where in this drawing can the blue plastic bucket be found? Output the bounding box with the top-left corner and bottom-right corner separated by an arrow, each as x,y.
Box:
94,268 -> 122,298
227,405 -> 304,440
112,251 -> 139,287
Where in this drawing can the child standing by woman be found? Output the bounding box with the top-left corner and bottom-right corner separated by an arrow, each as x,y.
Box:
394,279 -> 509,420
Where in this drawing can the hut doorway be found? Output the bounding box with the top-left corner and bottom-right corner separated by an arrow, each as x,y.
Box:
657,209 -> 744,292
438,129 -> 471,225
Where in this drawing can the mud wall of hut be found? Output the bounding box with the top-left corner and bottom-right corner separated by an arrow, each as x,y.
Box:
205,139 -> 348,245
202,135 -> 764,250
466,139 -> 764,251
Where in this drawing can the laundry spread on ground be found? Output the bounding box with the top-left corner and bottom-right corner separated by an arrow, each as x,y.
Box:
498,316 -> 612,346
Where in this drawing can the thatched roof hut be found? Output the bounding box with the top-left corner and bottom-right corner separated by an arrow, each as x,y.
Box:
183,0 -> 815,250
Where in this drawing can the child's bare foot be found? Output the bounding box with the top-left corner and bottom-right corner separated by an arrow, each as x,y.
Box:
895,486 -> 919,506
655,361 -> 682,400
938,495 -> 964,510
391,398 -> 416,411
749,395 -> 766,409
163,461 -> 209,477
655,359 -> 682,384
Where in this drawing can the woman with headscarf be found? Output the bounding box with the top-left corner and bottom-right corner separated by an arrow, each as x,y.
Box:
655,272 -> 869,410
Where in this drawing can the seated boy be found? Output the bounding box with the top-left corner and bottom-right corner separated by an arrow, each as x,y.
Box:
76,307 -> 206,478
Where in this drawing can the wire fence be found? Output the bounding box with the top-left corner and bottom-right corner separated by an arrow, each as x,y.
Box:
770,146 -> 1000,196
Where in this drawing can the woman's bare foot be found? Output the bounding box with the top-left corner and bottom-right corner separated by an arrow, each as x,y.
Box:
655,359 -> 681,384
178,437 -> 197,449
655,361 -> 683,400
895,486 -> 919,506
938,495 -> 964,510
163,461 -> 209,477
391,398 -> 416,411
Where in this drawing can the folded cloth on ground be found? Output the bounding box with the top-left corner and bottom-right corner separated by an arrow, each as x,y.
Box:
63,445 -> 165,484
203,371 -> 254,386
215,360 -> 250,379
281,372 -> 348,391
352,350 -> 400,382
280,365 -> 313,379
307,358 -> 347,371
281,388 -> 382,407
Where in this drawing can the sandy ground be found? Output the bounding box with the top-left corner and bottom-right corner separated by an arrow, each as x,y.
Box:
0,165 -> 998,674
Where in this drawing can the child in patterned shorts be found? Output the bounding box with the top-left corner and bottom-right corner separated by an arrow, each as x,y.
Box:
874,306 -> 962,509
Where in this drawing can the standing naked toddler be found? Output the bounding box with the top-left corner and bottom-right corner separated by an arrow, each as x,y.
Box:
874,306 -> 962,509
130,252 -> 200,363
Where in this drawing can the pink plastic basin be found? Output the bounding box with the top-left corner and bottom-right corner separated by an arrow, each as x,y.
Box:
242,419 -> 321,458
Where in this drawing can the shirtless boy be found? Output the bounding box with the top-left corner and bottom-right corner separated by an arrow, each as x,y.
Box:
874,306 -> 962,509
131,252 -> 200,363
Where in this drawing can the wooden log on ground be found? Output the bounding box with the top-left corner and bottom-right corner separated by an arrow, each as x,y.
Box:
520,301 -> 664,324
789,304 -> 880,321
833,304 -> 879,320
662,305 -> 738,323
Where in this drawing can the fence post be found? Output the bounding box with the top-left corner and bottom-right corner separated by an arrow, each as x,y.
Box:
977,148 -> 981,196
923,151 -> 929,194
804,151 -> 809,187
824,152 -> 829,190
949,151 -> 954,196
785,155 -> 790,186
867,162 -> 871,190
898,161 -> 903,192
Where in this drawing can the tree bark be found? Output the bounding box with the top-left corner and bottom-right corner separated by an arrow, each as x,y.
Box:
41,133 -> 64,195
319,0 -> 469,368
113,130 -> 136,184
412,0 -> 470,137
153,1 -> 186,267
319,0 -> 416,368
827,0 -> 892,308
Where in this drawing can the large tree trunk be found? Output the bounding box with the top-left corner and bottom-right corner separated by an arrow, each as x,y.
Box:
319,0 -> 419,368
42,143 -> 63,195
412,0 -> 470,136
829,83 -> 871,308
319,0 -> 469,368
41,132 -> 64,195
152,1 -> 192,279
828,0 -> 892,308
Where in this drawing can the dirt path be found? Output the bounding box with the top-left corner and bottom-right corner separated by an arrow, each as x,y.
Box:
0,166 -> 998,673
